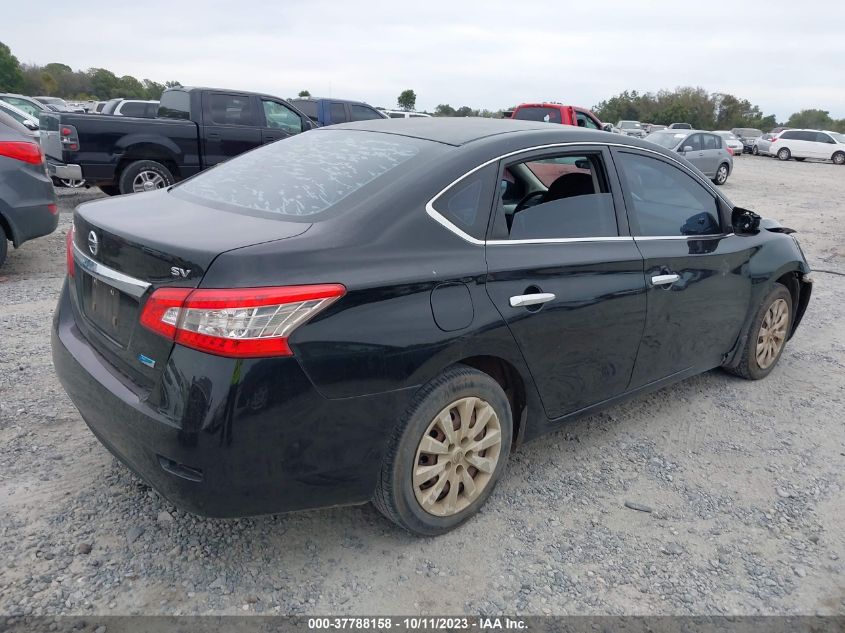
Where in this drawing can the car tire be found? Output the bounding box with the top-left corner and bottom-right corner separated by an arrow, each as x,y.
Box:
98,185 -> 120,196
373,364 -> 513,536
712,163 -> 729,185
833,151 -> 845,165
725,283 -> 793,380
118,160 -> 175,195
777,148 -> 791,161
0,223 -> 7,268
752,146 -> 759,155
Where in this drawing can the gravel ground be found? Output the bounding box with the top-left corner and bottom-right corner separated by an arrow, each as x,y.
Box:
1,159 -> 843,618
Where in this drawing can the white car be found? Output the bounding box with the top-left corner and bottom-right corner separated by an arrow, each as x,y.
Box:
381,109 -> 432,119
713,131 -> 744,156
771,129 -> 845,164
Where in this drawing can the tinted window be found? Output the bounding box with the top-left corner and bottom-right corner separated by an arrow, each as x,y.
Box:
513,107 -> 561,123
702,134 -> 720,150
815,132 -> 834,143
290,99 -> 318,122
349,104 -> 383,121
118,102 -> 147,117
780,131 -> 798,140
431,163 -> 497,239
501,153 -> 618,240
208,94 -> 254,126
388,112 -> 405,118
329,102 -> 348,123
262,99 -> 303,134
175,130 -> 422,219
617,153 -> 721,237
158,91 -> 190,120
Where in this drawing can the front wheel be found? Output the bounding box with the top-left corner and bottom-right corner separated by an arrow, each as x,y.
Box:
712,163 -> 729,185
118,160 -> 175,195
777,148 -> 791,161
373,365 -> 513,536
724,283 -> 792,380
833,152 -> 845,165
752,146 -> 759,155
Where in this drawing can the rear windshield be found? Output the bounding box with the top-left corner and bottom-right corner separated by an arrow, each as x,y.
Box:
513,107 -> 561,124
734,128 -> 762,137
173,130 -> 423,219
620,121 -> 641,129
646,132 -> 685,149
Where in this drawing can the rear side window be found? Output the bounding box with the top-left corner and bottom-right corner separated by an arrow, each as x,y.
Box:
158,90 -> 190,120
291,99 -> 318,122
349,104 -> 383,121
431,163 -> 498,240
208,93 -> 255,126
513,107 -> 561,124
329,102 -> 348,123
702,134 -> 720,150
174,130 -> 422,219
616,152 -> 721,237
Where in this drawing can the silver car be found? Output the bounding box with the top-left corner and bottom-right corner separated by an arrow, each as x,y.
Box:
644,130 -> 733,185
617,120 -> 646,138
752,133 -> 777,156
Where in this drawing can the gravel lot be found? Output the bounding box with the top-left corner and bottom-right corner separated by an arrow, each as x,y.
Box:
1,158 -> 843,618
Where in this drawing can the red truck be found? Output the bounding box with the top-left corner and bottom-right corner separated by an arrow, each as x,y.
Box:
509,102 -> 604,130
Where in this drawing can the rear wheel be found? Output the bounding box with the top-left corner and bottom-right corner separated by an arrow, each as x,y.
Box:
833,151 -> 845,165
752,145 -> 759,155
118,160 -> 174,195
777,147 -> 791,161
373,365 -> 513,536
0,224 -> 7,268
712,163 -> 729,185
724,283 -> 792,380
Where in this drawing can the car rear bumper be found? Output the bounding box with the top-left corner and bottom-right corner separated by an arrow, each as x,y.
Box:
51,282 -> 411,518
46,158 -> 83,180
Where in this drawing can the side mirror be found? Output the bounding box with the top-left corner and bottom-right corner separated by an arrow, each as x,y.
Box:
732,206 -> 761,234
23,120 -> 39,131
302,118 -> 316,131
682,145 -> 694,153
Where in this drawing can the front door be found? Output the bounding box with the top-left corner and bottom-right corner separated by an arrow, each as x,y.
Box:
259,98 -> 304,144
612,148 -> 754,387
680,133 -> 711,177
484,146 -> 647,419
201,92 -> 262,167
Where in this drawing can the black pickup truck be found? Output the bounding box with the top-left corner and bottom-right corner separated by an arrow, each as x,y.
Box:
39,87 -> 313,195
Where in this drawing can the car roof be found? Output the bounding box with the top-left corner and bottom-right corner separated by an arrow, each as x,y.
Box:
321,117 -> 643,148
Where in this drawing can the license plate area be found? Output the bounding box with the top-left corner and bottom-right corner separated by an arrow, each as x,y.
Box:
80,272 -> 137,347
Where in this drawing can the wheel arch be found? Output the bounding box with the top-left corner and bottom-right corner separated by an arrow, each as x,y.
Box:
114,142 -> 181,184
0,209 -> 18,247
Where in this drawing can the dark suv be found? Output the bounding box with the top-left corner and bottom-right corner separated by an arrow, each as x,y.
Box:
289,97 -> 387,127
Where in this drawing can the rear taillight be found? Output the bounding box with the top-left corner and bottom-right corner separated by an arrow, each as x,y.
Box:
66,225 -> 75,277
60,124 -> 79,152
727,147 -> 734,156
0,141 -> 43,164
770,137 -> 778,143
140,284 -> 346,358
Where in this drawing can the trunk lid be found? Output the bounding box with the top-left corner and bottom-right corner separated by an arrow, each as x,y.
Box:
69,189 -> 311,391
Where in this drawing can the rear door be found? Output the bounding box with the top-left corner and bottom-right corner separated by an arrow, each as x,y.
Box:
259,98 -> 304,144
700,133 -> 722,176
484,146 -> 646,419
612,148 -> 753,387
201,92 -> 262,166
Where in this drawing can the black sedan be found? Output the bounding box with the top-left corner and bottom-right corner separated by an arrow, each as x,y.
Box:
0,116 -> 58,267
52,119 -> 812,535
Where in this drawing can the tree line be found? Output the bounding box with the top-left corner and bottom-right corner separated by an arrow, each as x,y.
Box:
1,41 -> 842,132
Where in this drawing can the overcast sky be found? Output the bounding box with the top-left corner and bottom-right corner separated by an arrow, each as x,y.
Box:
4,0 -> 844,120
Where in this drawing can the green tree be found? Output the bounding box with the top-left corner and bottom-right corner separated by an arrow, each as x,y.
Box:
165,80 -> 182,88
787,109 -> 835,130
89,68 -> 120,99
0,41 -> 24,92
118,75 -> 145,98
397,89 -> 416,111
298,90 -> 311,97
142,79 -> 165,100
434,103 -> 456,116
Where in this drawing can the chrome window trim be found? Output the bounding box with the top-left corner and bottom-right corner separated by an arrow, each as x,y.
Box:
72,243 -> 151,299
425,140 -> 733,246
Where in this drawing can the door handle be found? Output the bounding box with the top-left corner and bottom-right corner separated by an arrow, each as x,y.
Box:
206,132 -> 221,140
651,274 -> 680,286
509,293 -> 556,307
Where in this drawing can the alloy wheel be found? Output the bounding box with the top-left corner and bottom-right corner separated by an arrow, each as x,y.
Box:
413,396 -> 503,517
132,170 -> 167,193
834,153 -> 845,165
716,165 -> 728,184
756,298 -> 789,370
60,178 -> 86,188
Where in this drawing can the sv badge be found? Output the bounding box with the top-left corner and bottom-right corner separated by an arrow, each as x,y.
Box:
170,266 -> 191,278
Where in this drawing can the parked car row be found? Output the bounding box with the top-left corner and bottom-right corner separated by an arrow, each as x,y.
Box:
643,129 -> 733,184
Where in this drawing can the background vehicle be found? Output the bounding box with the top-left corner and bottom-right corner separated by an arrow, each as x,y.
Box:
617,120 -> 645,138
35,96 -> 83,113
511,103 -> 604,129
39,86 -> 312,195
112,100 -> 160,118
645,129 -> 733,184
0,93 -> 46,118
52,119 -> 811,536
732,127 -> 763,153
713,131 -> 744,156
92,101 -> 107,113
669,122 -> 692,129
752,132 -> 777,156
771,129 -> 845,164
0,119 -> 58,268
289,97 -> 387,126
602,123 -> 621,134
382,109 -> 432,118
0,100 -> 40,132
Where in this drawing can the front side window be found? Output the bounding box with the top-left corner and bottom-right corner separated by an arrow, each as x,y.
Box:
262,100 -> 303,134
815,132 -> 835,144
513,107 -> 561,124
683,134 -> 703,151
575,111 -> 599,129
208,93 -> 254,126
2,97 -> 41,117
497,152 -> 618,240
349,104 -> 383,121
616,152 -> 721,237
